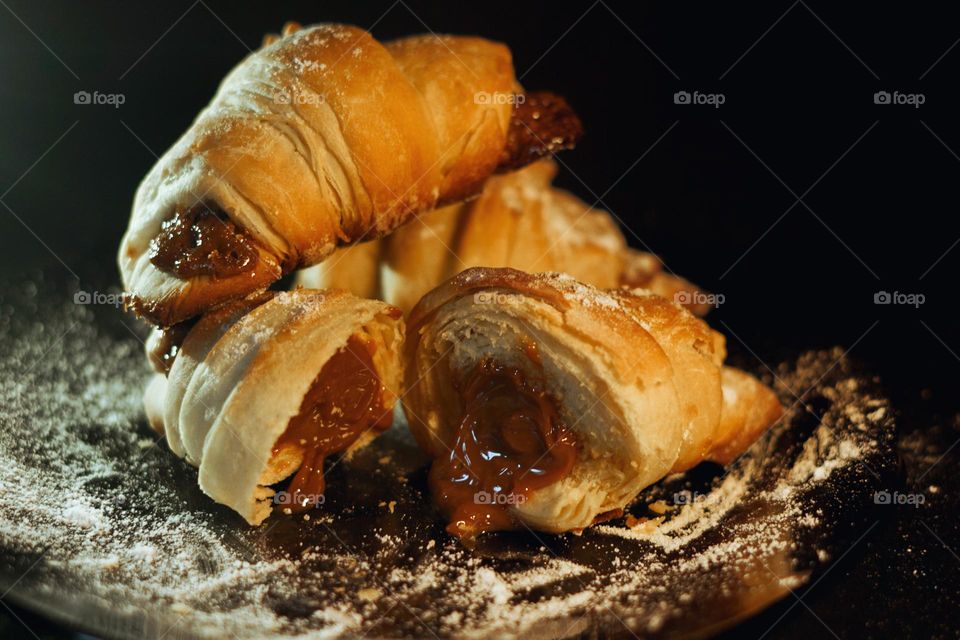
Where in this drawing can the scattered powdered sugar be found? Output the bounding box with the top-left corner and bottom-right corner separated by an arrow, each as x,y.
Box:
0,286 -> 894,639
595,460 -> 758,552
544,272 -> 622,310
290,57 -> 327,74
59,499 -> 107,531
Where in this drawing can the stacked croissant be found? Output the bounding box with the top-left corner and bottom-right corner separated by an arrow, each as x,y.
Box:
121,22 -> 782,540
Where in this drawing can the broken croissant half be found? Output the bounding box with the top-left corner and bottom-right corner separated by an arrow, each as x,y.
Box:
402,267 -> 782,539
142,289 -> 403,524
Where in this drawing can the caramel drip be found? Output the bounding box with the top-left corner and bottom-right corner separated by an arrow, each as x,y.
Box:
272,335 -> 392,513
149,206 -> 259,278
429,357 -> 578,540
146,320 -> 196,374
498,91 -> 583,172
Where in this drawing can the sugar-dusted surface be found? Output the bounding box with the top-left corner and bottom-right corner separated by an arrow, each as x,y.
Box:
0,284 -> 897,639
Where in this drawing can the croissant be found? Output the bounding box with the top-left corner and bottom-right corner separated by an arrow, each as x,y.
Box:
402,267 -> 782,538
142,288 -> 403,525
120,22 -> 582,327
298,159 -> 709,314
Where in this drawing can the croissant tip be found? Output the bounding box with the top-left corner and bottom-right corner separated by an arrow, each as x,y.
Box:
282,21 -> 303,37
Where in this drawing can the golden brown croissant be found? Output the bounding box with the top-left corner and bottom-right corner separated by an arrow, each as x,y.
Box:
297,159 -> 709,314
120,23 -> 581,327
402,267 -> 781,538
143,288 -> 404,524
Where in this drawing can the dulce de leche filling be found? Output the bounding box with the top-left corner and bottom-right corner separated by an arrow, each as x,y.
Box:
149,205 -> 260,279
429,358 -> 578,540
498,91 -> 584,173
271,334 -> 392,513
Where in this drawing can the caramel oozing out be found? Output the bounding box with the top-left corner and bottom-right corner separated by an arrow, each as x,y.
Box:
149,205 -> 260,279
272,335 -> 392,513
429,358 -> 578,540
146,320 -> 196,374
498,91 -> 584,172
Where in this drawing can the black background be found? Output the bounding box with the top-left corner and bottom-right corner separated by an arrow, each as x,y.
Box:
1,1 -> 957,638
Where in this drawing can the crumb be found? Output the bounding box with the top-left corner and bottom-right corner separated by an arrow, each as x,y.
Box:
357,588 -> 381,601
625,514 -> 646,528
648,500 -> 669,515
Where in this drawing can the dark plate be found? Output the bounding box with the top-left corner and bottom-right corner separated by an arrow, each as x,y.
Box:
0,279 -> 898,639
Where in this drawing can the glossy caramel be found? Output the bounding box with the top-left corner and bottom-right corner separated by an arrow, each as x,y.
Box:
149,206 -> 259,278
272,335 -> 392,513
146,320 -> 196,374
429,358 -> 577,540
498,91 -> 584,172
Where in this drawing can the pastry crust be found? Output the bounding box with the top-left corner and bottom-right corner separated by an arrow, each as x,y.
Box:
402,267 -> 782,533
711,366 -> 784,466
297,236 -> 383,300
143,289 -> 404,525
298,159 -> 707,315
619,249 -> 713,316
120,23 -> 555,327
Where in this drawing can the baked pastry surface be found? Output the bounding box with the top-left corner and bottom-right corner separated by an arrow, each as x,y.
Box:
144,288 -> 403,524
402,267 -> 782,537
298,159 -> 708,315
120,23 -> 581,326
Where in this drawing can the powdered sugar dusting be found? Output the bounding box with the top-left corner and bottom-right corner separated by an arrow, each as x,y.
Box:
0,284 -> 894,639
543,271 -> 622,309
